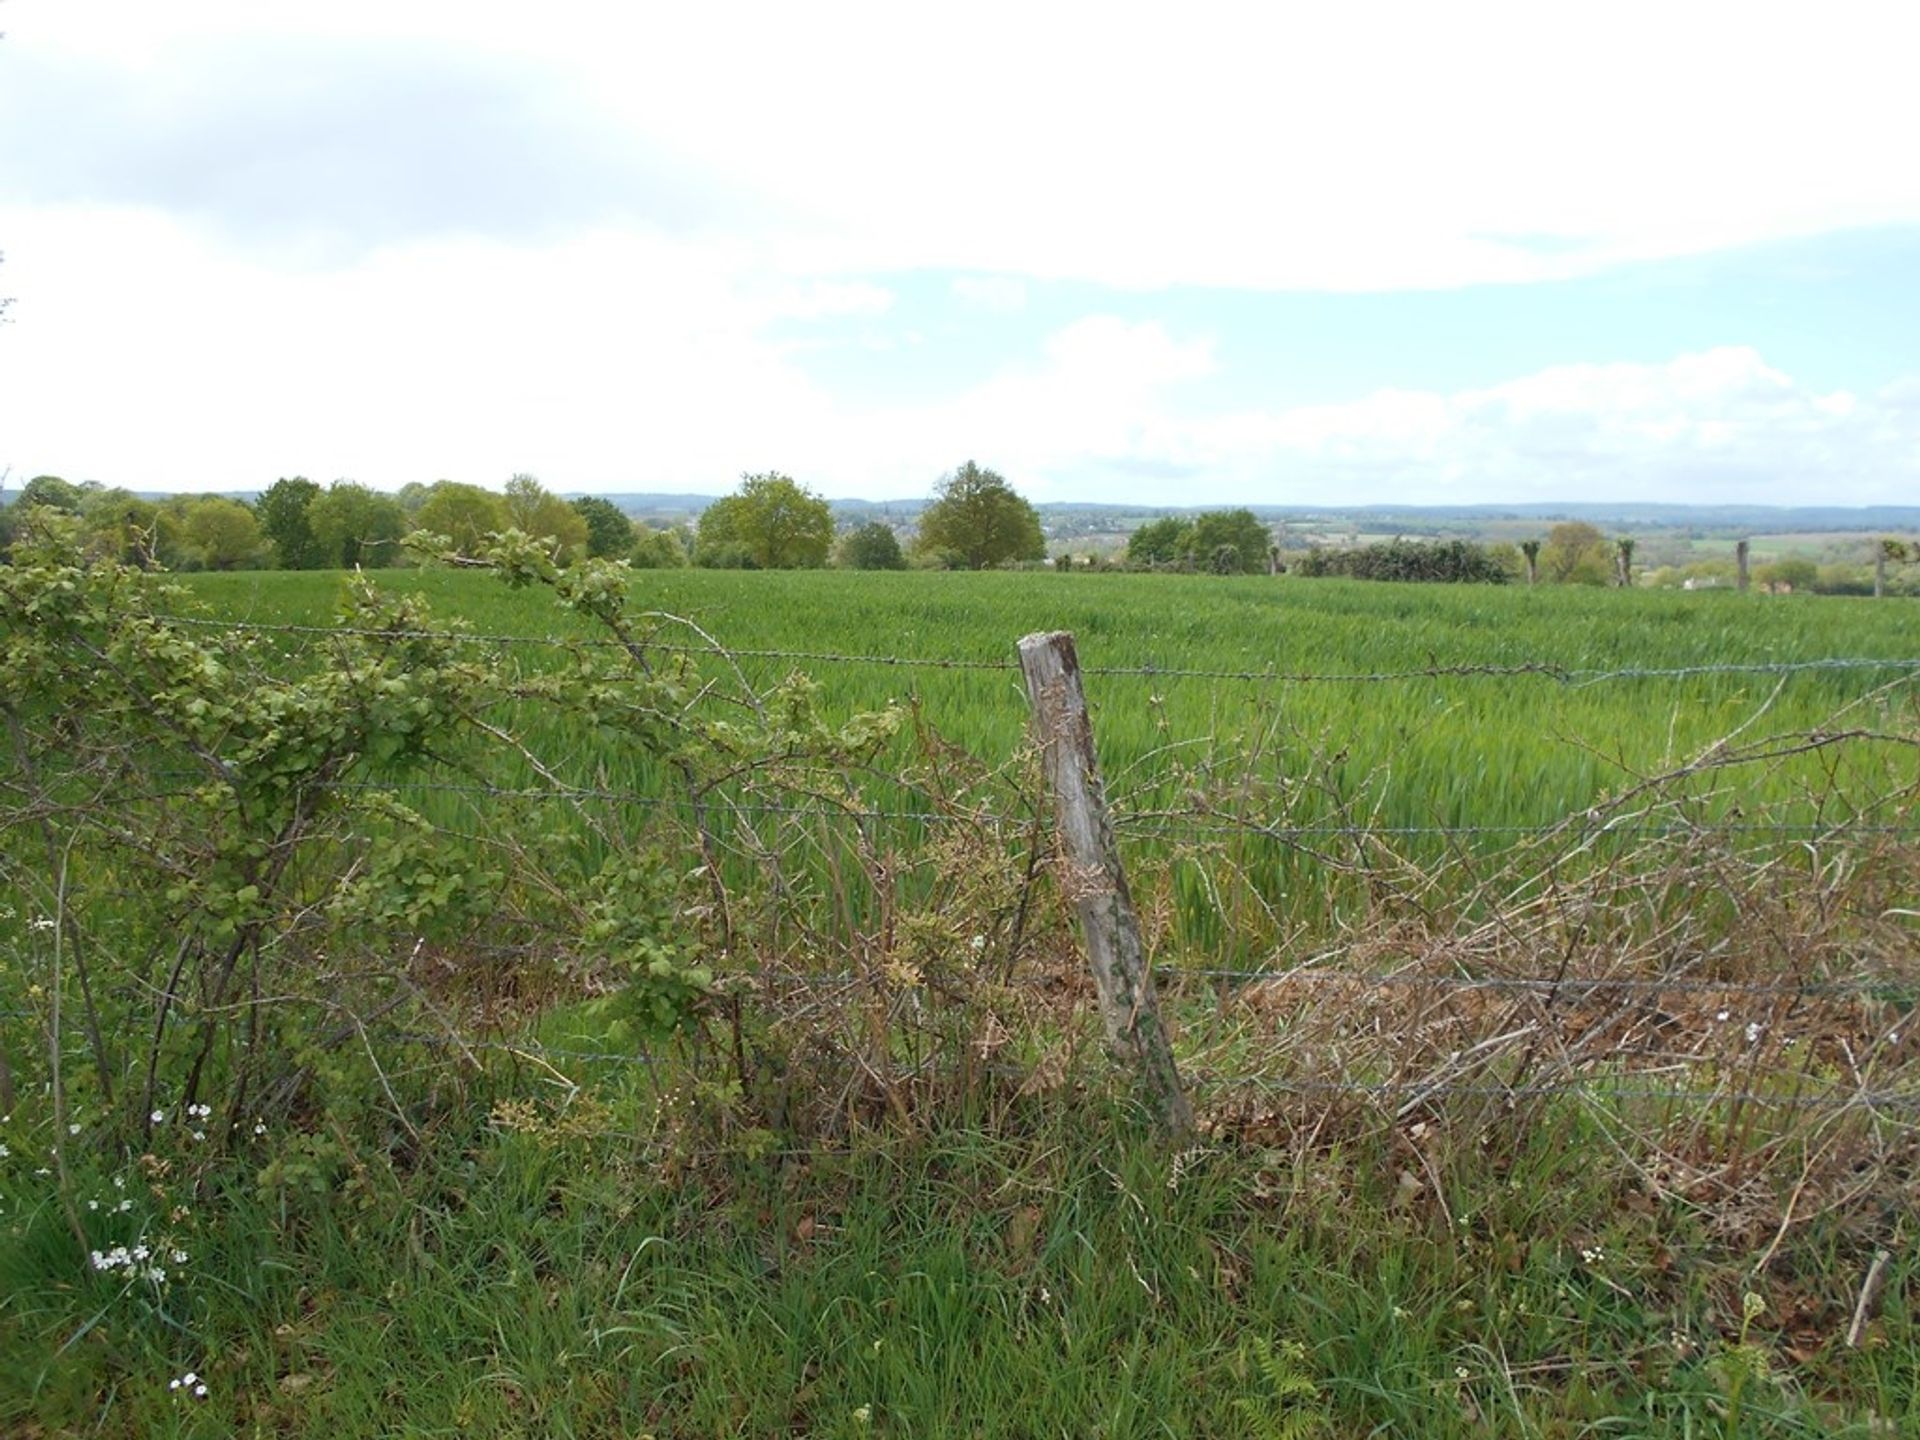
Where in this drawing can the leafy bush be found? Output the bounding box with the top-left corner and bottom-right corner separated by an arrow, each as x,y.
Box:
1291,537 -> 1511,584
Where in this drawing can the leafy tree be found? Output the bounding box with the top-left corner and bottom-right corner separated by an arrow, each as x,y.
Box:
838,520 -> 906,570
415,481 -> 510,558
696,473 -> 833,569
256,476 -> 327,570
308,481 -> 407,568
171,495 -> 270,571
1185,509 -> 1271,575
18,474 -> 84,513
571,495 -> 637,560
78,487 -> 160,567
1127,516 -> 1192,567
913,461 -> 1044,570
630,523 -> 689,569
503,474 -> 590,563
395,480 -> 433,516
1754,557 -> 1818,593
1541,522 -> 1610,585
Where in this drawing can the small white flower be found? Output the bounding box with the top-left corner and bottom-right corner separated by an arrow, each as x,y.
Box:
151,1110 -> 166,1125
87,1199 -> 99,1211
170,1249 -> 188,1265
191,1130 -> 206,1142
1714,1010 -> 1730,1023
0,1143 -> 9,1158
193,1383 -> 207,1399
252,1121 -> 267,1136
116,1198 -> 133,1213
1745,1022 -> 1764,1044
67,1123 -> 81,1135
112,1175 -> 125,1189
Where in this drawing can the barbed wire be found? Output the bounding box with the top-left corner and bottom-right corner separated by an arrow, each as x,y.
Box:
148,613 -> 1920,688
123,773 -> 1920,845
1194,1074 -> 1920,1110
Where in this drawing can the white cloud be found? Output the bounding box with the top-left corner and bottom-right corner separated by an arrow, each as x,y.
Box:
951,276 -> 1028,313
9,0 -> 1919,291
1166,348 -> 1920,504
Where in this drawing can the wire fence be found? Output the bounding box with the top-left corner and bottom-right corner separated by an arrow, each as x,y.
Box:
8,605 -> 1918,1142
151,612 -> 1920,688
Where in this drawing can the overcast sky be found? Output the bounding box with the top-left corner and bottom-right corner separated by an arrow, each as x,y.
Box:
3,0 -> 1919,506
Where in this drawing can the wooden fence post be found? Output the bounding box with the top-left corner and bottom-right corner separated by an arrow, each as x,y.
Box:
1736,539 -> 1751,593
1018,631 -> 1193,1137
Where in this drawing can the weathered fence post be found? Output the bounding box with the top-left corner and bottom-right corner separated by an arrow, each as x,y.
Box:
1017,631 -> 1194,1137
1874,547 -> 1886,599
1736,539 -> 1751,593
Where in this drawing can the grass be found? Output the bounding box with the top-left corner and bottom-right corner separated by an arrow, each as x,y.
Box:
4,1092 -> 1914,1438
182,566 -> 1920,825
178,566 -> 1920,961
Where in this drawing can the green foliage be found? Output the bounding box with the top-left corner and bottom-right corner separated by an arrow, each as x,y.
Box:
697,472 -> 834,569
581,851 -> 713,1039
1127,515 -> 1192,567
413,480 -> 510,558
1755,557 -> 1819,593
913,461 -> 1045,569
839,520 -> 907,570
570,494 -> 636,559
1543,521 -> 1611,585
1187,509 -> 1272,574
17,474 -> 83,513
307,480 -> 406,568
503,474 -> 590,563
1292,537 -> 1511,584
169,494 -> 271,571
77,486 -> 161,567
255,477 -> 327,570
629,522 -> 689,569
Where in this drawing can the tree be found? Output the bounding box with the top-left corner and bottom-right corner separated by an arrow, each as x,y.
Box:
838,520 -> 906,570
256,476 -> 327,569
1519,538 -> 1541,586
1127,516 -> 1192,567
78,487 -> 160,567
173,496 -> 270,571
18,475 -> 84,513
1754,557 -> 1817,594
571,495 -> 636,560
415,481 -> 510,558
696,473 -> 833,569
913,461 -> 1044,570
503,474 -> 590,563
630,523 -> 689,569
1184,509 -> 1271,575
1541,522 -> 1609,585
307,481 -> 406,568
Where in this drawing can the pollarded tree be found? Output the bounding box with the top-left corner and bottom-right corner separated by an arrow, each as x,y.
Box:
913,461 -> 1044,570
697,472 -> 833,569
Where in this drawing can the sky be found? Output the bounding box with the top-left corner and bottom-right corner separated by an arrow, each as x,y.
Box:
3,1 -> 1919,507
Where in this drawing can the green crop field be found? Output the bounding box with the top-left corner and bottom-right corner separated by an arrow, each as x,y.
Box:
183,567 -> 1920,824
